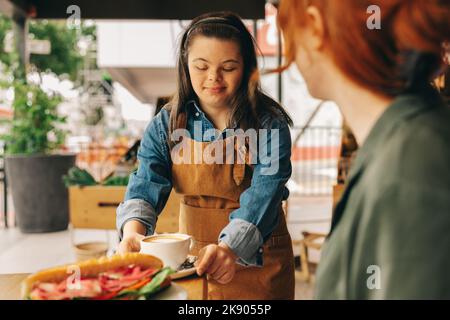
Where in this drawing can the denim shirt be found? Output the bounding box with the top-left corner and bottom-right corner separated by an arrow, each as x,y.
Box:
116,101 -> 292,267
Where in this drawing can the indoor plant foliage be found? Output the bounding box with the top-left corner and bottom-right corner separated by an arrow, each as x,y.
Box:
3,81 -> 76,233
0,16 -> 97,233
3,81 -> 66,155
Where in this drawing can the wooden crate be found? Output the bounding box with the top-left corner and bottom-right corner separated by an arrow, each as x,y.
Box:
69,186 -> 126,229
69,186 -> 181,232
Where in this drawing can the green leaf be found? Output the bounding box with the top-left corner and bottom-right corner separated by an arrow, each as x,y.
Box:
0,16 -> 99,155
2,81 -> 68,155
137,267 -> 174,298
102,176 -> 129,186
62,166 -> 97,187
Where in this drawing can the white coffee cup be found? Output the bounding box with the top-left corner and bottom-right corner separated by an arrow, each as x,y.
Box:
139,233 -> 193,270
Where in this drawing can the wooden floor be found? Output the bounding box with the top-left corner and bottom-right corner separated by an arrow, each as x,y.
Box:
0,195 -> 331,300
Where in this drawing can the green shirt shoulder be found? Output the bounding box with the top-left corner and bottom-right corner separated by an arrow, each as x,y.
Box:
316,89 -> 450,299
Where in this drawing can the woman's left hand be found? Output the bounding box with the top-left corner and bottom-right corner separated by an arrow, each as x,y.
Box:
195,242 -> 238,284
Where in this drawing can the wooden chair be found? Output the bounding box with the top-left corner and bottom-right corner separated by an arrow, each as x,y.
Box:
298,231 -> 326,281
296,184 -> 344,282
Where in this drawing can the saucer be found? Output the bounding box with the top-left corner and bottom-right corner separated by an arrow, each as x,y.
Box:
170,267 -> 197,280
170,255 -> 198,280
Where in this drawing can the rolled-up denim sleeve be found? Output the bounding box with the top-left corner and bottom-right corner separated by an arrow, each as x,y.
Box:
219,219 -> 264,266
116,110 -> 172,239
116,199 -> 157,239
219,115 -> 292,267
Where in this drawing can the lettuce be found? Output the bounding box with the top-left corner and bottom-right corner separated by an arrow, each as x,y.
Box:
117,267 -> 175,299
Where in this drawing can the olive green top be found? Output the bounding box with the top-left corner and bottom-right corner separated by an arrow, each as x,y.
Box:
316,86 -> 450,299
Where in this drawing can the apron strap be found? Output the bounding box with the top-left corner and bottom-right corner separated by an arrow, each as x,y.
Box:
232,136 -> 253,186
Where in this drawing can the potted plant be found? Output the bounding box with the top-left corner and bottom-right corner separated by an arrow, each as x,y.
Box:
2,81 -> 76,233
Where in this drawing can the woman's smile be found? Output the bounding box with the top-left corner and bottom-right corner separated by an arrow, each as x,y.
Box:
204,86 -> 227,94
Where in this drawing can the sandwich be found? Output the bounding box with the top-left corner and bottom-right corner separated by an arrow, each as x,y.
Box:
21,253 -> 174,300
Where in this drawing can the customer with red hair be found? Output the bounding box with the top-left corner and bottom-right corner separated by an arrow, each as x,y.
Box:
278,0 -> 450,299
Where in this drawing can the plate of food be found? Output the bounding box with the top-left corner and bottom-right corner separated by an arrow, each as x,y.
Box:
21,253 -> 186,300
170,255 -> 198,280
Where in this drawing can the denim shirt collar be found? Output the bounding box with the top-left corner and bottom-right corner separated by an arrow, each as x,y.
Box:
186,100 -> 240,131
188,99 -> 204,117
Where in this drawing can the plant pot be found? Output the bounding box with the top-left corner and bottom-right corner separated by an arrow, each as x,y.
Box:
5,153 -> 76,233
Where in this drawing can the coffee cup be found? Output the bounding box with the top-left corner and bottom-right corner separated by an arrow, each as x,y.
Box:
139,233 -> 193,270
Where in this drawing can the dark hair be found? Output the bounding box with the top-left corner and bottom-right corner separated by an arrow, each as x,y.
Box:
278,0 -> 449,96
167,11 -> 292,146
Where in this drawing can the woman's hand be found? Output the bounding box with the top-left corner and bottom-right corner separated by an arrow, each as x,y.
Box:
117,220 -> 146,254
195,242 -> 238,284
117,233 -> 145,254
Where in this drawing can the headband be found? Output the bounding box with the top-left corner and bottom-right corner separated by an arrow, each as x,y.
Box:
186,17 -> 241,39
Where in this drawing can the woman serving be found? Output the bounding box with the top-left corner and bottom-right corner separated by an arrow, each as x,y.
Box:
116,11 -> 295,300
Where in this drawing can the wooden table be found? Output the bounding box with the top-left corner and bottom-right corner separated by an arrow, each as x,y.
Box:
0,273 -> 207,300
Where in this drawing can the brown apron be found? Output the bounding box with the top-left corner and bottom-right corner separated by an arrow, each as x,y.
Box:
171,135 -> 295,300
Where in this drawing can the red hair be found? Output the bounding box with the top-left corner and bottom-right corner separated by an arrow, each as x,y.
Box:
278,0 -> 450,96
